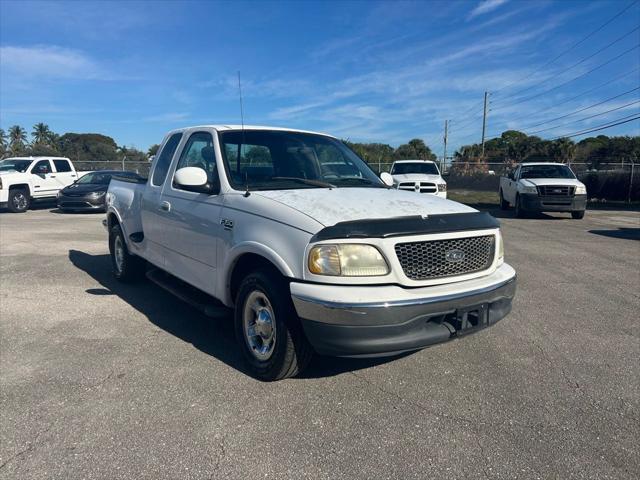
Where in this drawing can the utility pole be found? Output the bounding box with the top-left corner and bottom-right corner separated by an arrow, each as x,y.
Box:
481,91 -> 489,157
443,120 -> 448,173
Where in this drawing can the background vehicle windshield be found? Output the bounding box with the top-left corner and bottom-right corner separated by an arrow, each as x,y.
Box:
0,159 -> 32,173
391,162 -> 439,175
219,130 -> 384,190
520,165 -> 575,179
77,171 -> 138,185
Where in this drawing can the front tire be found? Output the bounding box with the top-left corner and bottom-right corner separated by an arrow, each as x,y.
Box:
7,189 -> 30,213
515,194 -> 526,218
234,270 -> 313,381
109,224 -> 145,282
571,210 -> 585,219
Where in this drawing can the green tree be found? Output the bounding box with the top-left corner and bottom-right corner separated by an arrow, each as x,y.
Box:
147,144 -> 160,157
395,138 -> 437,161
8,125 -> 28,153
32,123 -> 53,145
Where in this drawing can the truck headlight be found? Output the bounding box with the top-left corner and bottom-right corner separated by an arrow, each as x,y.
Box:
308,244 -> 389,276
575,185 -> 586,195
496,231 -> 504,266
438,183 -> 447,192
520,185 -> 537,194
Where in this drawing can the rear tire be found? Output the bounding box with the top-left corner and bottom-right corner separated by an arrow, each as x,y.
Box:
499,190 -> 509,210
7,189 -> 30,213
571,210 -> 585,219
234,270 -> 313,381
109,224 -> 145,282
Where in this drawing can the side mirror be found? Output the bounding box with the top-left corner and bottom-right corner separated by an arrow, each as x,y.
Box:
174,167 -> 213,194
380,172 -> 394,187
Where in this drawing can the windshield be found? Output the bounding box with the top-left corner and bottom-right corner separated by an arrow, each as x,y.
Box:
218,130 -> 384,191
76,171 -> 137,185
520,165 -> 575,179
391,162 -> 439,175
0,159 -> 32,173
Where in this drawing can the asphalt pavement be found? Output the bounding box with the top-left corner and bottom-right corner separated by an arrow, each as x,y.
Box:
1,205 -> 638,479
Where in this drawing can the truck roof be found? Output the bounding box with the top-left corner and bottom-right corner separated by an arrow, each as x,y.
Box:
166,125 -> 335,138
519,162 -> 567,167
392,159 -> 436,164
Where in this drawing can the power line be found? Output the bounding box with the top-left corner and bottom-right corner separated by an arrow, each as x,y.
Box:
526,100 -> 640,135
549,113 -> 640,140
492,43 -> 640,111
493,25 -> 640,104
488,67 -> 640,130
492,0 -> 639,97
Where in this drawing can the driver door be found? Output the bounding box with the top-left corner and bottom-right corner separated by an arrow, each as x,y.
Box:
29,160 -> 59,198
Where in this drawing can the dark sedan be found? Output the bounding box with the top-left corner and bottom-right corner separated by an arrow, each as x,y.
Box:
57,170 -> 142,212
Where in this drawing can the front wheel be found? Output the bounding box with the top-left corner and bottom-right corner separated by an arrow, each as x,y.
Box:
515,194 -> 526,218
234,270 -> 313,381
109,224 -> 145,282
571,210 -> 585,219
7,189 -> 30,213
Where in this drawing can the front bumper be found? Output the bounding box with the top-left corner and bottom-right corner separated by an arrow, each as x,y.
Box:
291,263 -> 516,357
57,195 -> 106,211
520,193 -> 586,212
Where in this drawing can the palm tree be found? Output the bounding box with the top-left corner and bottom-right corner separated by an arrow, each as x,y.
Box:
32,123 -> 52,145
8,125 -> 27,151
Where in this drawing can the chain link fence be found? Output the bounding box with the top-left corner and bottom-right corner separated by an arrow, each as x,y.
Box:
75,160 -> 151,177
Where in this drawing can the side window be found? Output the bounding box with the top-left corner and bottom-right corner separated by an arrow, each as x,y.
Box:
173,132 -> 218,189
53,159 -> 72,172
32,160 -> 51,174
152,133 -> 182,187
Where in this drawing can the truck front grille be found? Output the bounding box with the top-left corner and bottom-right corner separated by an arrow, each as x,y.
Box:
398,182 -> 437,193
395,235 -> 495,280
537,185 -> 574,196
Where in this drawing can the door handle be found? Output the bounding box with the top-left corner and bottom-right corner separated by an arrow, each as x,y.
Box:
159,201 -> 171,212
50,175 -> 56,178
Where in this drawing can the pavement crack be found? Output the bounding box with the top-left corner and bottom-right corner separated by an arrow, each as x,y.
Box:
0,423 -> 53,471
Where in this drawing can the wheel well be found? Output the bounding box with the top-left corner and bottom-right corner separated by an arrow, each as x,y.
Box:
9,183 -> 30,194
107,212 -> 119,230
229,253 -> 284,304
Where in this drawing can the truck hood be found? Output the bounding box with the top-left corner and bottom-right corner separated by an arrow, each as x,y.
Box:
391,173 -> 443,183
255,187 -> 474,227
521,178 -> 585,187
0,171 -> 27,180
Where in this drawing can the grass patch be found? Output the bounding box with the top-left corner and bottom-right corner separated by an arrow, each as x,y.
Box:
448,189 -> 499,207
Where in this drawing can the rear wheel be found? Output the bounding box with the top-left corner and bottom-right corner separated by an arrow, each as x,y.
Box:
7,189 -> 30,213
499,190 -> 509,210
109,224 -> 145,282
234,270 -> 313,381
571,210 -> 585,219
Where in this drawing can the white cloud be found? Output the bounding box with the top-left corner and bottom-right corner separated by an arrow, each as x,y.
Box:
0,45 -> 104,79
468,0 -> 509,21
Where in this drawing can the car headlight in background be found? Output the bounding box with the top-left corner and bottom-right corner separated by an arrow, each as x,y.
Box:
308,244 -> 389,276
575,185 -> 587,195
496,231 -> 504,267
89,191 -> 106,199
438,183 -> 447,192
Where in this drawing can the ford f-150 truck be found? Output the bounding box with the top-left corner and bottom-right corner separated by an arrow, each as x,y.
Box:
106,125 -> 516,380
499,162 -> 587,219
0,156 -> 84,212
389,160 -> 447,198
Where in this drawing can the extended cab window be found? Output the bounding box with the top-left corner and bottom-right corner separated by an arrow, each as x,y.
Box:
53,160 -> 72,172
173,132 -> 218,189
152,133 -> 183,187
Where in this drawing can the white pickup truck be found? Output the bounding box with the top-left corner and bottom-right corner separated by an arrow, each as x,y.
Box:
389,160 -> 447,198
0,156 -> 82,212
106,125 -> 516,380
499,162 -> 587,219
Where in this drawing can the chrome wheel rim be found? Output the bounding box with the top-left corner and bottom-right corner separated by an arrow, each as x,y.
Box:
12,192 -> 27,210
243,290 -> 276,361
114,236 -> 125,273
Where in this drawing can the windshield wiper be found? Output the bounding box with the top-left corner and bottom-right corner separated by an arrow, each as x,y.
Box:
271,177 -> 335,188
330,177 -> 386,187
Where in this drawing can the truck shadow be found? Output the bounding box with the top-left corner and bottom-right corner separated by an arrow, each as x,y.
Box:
466,205 -> 562,220
589,228 -> 640,241
68,249 -> 404,380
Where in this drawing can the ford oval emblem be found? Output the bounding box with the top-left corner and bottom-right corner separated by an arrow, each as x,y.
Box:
445,249 -> 466,262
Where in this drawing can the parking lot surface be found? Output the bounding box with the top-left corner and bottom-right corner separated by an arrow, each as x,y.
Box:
1,206 -> 639,479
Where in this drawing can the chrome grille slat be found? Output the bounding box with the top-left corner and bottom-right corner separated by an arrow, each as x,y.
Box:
536,185 -> 575,196
395,235 -> 495,280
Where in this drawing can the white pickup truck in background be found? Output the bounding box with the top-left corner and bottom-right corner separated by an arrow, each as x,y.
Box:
499,162 -> 587,219
0,156 -> 84,212
106,125 -> 516,380
389,160 -> 447,198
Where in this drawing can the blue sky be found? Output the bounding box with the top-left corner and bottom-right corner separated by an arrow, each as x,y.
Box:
1,0 -> 639,155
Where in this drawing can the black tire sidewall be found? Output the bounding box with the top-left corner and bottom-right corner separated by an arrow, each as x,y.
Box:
8,189 -> 30,213
234,270 -> 304,380
109,224 -> 142,281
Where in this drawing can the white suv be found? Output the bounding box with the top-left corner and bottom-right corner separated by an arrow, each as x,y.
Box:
390,160 -> 447,198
